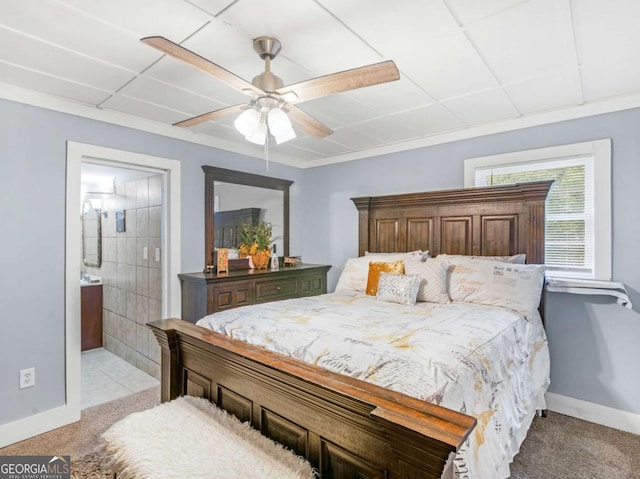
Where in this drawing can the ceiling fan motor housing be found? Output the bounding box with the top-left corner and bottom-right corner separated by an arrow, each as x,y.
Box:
252,71 -> 284,92
253,36 -> 281,60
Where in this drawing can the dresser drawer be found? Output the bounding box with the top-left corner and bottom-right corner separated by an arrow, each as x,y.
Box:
255,278 -> 298,303
210,281 -> 254,313
298,273 -> 326,297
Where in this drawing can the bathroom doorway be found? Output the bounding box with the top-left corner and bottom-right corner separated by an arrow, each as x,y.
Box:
66,143 -> 181,416
80,163 -> 163,408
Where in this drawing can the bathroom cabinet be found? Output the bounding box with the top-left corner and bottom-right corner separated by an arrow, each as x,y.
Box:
81,284 -> 103,351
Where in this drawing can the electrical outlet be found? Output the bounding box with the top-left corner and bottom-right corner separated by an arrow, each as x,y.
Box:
20,368 -> 35,389
143,246 -> 148,260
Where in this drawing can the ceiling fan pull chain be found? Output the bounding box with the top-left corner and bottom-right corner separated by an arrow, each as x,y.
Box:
264,133 -> 269,171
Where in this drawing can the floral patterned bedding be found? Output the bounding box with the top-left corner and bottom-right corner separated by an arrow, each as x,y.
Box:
197,291 -> 550,479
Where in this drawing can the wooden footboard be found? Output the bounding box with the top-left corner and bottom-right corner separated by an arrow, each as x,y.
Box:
149,318 -> 475,479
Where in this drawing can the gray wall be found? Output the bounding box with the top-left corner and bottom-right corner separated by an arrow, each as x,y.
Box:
1,96 -> 638,429
0,98 -> 302,425
298,108 -> 640,415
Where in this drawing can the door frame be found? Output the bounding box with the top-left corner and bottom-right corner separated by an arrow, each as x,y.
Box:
65,142 -> 181,422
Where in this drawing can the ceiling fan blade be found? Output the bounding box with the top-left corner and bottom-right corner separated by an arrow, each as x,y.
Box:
277,60 -> 399,103
285,105 -> 333,138
173,104 -> 246,128
141,36 -> 264,97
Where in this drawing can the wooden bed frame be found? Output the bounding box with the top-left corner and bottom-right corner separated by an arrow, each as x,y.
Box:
149,181 -> 552,479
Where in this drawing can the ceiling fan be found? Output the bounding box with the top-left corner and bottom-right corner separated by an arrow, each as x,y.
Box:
141,36 -> 400,145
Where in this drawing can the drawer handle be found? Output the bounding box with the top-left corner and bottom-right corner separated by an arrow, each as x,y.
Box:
276,287 -> 281,291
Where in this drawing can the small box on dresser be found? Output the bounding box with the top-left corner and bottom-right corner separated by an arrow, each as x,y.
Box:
179,263 -> 331,324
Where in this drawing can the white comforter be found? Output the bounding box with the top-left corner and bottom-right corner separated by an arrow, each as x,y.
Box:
197,291 -> 550,479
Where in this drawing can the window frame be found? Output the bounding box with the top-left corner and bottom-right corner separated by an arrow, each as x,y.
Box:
464,139 -> 612,280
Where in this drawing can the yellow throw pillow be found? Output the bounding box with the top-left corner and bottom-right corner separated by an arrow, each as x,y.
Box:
365,260 -> 405,296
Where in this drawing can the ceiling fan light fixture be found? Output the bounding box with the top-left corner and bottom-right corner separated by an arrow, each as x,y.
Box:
274,128 -> 296,145
245,119 -> 268,145
234,108 -> 261,137
267,107 -> 293,136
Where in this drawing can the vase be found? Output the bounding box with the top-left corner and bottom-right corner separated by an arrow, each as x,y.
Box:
251,250 -> 271,269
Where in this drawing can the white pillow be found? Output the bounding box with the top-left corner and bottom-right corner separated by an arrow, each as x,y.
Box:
376,272 -> 422,306
404,257 -> 450,304
438,253 -> 526,264
447,258 -> 545,316
335,252 -> 417,292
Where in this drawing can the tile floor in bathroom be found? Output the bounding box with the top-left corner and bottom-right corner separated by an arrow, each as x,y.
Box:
81,347 -> 159,410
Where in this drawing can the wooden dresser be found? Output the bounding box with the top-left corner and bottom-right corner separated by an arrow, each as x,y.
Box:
179,264 -> 331,324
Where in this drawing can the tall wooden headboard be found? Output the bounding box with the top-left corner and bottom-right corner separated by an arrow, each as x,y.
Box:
352,181 -> 553,264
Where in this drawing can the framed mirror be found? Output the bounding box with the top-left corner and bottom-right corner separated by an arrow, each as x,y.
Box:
82,200 -> 102,267
203,166 -> 293,265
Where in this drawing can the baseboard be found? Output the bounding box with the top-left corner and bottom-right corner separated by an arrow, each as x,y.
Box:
545,392 -> 640,435
0,404 -> 80,448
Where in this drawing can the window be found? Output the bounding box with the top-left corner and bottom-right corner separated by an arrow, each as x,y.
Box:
464,140 -> 611,280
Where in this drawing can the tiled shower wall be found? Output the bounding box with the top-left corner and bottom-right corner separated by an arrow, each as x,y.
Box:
90,175 -> 163,379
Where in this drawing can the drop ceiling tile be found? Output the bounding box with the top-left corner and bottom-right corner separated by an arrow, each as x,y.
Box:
446,0 -> 528,25
574,0 -> 640,67
218,0 -> 382,76
289,137 -> 353,156
323,127 -> 381,150
57,0 -> 208,39
118,77 -> 226,117
101,95 -> 190,125
505,69 -> 583,114
186,0 -> 237,17
301,95 -> 383,127
0,61 -> 110,106
268,143 -> 324,162
394,31 -> 498,100
581,54 -> 640,102
442,88 -> 519,125
0,27 -> 134,91
466,0 -> 574,84
352,116 -> 418,144
346,78 -> 434,115
319,0 -> 459,51
389,104 -> 465,138
0,0 -> 160,71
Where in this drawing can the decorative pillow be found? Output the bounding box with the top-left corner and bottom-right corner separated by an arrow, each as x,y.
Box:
376,272 -> 421,306
404,257 -> 450,303
335,253 -> 417,292
365,260 -> 405,296
438,253 -> 526,264
365,250 -> 424,258
447,258 -> 545,316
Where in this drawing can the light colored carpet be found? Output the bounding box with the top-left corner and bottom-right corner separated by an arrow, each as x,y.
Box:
510,411 -> 640,478
2,388 -> 639,479
0,386 -> 160,459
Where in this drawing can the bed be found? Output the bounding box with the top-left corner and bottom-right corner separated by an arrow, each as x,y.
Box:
149,180 -> 553,479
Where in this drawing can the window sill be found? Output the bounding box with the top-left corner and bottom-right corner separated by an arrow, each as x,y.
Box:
545,278 -> 632,309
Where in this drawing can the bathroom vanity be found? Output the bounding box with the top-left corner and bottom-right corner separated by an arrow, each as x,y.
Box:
81,278 -> 103,351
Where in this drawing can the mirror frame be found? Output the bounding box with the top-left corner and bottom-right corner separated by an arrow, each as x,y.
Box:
82,200 -> 102,268
203,166 -> 293,265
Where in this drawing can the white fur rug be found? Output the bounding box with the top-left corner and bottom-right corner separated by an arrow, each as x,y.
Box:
102,396 -> 315,479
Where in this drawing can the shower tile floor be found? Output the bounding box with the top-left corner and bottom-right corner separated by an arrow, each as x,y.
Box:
81,348 -> 159,410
